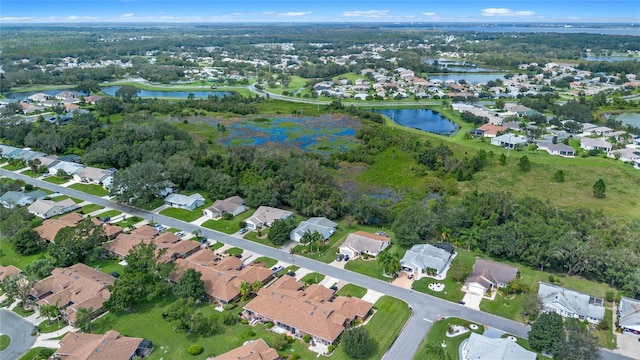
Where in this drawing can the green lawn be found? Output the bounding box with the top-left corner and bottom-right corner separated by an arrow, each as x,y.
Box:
243,230 -> 279,248
98,209 -> 122,219
210,242 -> 224,251
139,197 -> 165,211
18,347 -> 55,360
0,334 -> 9,350
0,239 -> 47,269
335,284 -> 367,298
225,247 -> 243,256
276,265 -> 300,277
480,292 -> 526,322
45,195 -> 82,204
85,257 -> 125,276
2,164 -> 25,171
300,272 -> 325,285
414,317 -> 484,360
76,203 -> 104,215
68,183 -> 109,197
596,309 -> 617,350
251,257 -> 277,268
114,216 -> 143,229
13,304 -> 35,317
159,201 -> 211,222
38,320 -> 66,334
43,176 -> 70,184
344,258 -> 391,282
201,211 -> 252,234
20,170 -> 40,178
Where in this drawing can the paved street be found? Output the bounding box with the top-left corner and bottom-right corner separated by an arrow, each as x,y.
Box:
1,168 -> 632,360
0,309 -> 36,360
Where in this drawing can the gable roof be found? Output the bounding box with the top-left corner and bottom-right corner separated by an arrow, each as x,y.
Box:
28,198 -> 77,218
0,265 -> 22,282
339,231 -> 390,255
538,282 -> 605,321
206,196 -> 245,214
291,217 -> 337,239
56,330 -> 143,360
246,206 -> 292,227
400,244 -> 453,273
244,276 -> 373,344
105,225 -> 159,258
477,123 -> 507,136
466,259 -> 518,289
464,332 -> 536,360
619,297 -> 640,331
35,212 -> 85,242
210,338 -> 279,360
580,137 -> 612,148
165,193 -> 205,207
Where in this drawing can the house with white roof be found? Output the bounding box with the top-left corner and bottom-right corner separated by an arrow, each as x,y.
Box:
490,134 -> 528,149
400,243 -> 454,277
537,282 -> 605,324
338,231 -> 390,259
72,166 -> 114,185
462,332 -> 536,360
203,196 -> 246,219
290,217 -> 337,242
0,190 -> 46,209
28,198 -> 78,219
48,161 -> 84,177
245,206 -> 292,230
580,138 -> 612,152
618,297 -> 640,333
164,193 -> 205,211
607,148 -> 640,163
536,141 -> 576,157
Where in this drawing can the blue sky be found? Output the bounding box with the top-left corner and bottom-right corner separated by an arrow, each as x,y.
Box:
1,1 -> 638,23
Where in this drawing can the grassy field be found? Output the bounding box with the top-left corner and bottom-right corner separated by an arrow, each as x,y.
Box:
42,176 -> 69,184
68,183 -> 109,197
225,247 -> 243,256
344,258 -> 391,282
85,257 -> 125,276
201,211 -> 252,234
251,256 -> 277,268
0,239 -> 47,269
335,284 -> 367,298
20,170 -> 40,178
414,317 -> 485,360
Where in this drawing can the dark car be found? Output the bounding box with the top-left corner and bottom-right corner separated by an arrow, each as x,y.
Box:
330,285 -> 338,292
110,271 -> 120,278
457,301 -> 465,305
344,255 -> 350,261
336,254 -> 344,261
286,272 -> 296,277
234,254 -> 242,259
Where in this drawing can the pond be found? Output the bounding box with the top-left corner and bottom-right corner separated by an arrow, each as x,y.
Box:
583,55 -> 640,62
615,113 -> 640,128
4,89 -> 83,100
375,109 -> 459,136
219,115 -> 359,153
101,86 -> 231,98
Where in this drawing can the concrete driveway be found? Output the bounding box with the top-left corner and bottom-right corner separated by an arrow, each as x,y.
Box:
0,309 -> 36,360
461,292 -> 483,310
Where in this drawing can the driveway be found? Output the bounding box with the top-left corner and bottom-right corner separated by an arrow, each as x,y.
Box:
0,309 -> 36,360
615,333 -> 640,358
461,292 -> 483,310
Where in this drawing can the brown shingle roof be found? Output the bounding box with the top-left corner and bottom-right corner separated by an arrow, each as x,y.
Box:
0,265 -> 22,282
104,225 -> 158,258
35,212 -> 84,242
209,338 -> 279,360
244,276 -> 373,344
466,259 -> 518,289
56,330 -> 143,360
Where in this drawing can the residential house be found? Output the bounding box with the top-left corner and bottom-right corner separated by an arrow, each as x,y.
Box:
0,190 -> 46,209
476,124 -> 507,138
90,217 -> 124,240
164,193 -> 205,211
464,259 -> 518,296
9,149 -> 45,162
55,330 -> 152,360
27,93 -> 51,102
490,134 -> 528,149
83,95 -> 103,104
461,332 -> 536,360
290,217 -> 337,242
104,225 -> 159,258
400,243 -> 454,277
0,144 -> 20,157
31,263 -> 116,325
210,338 -> 279,360
607,148 -> 640,163
537,282 -> 605,324
48,161 -> 85,177
73,166 -> 114,186
536,142 -> 576,157
245,206 -> 293,230
590,126 -> 613,136
35,212 -> 85,242
203,196 -> 246,219
55,91 -> 78,102
338,231 -> 391,259
618,297 -> 640,333
243,276 -> 373,345
28,198 -> 78,219
580,138 -> 612,152
0,265 -> 22,282
171,252 -> 273,304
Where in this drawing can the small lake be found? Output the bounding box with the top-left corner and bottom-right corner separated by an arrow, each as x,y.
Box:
583,55 -> 640,62
101,86 -> 231,98
375,109 -> 458,135
427,73 -> 507,84
615,113 -> 640,128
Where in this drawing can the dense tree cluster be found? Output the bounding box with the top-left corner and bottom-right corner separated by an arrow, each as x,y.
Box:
529,313 -> 600,360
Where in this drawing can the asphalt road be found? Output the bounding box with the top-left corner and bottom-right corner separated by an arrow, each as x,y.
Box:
1,169 -> 632,360
0,309 -> 36,360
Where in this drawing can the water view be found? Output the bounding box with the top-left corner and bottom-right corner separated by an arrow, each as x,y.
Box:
375,109 -> 458,135
101,86 -> 231,98
615,113 -> 640,128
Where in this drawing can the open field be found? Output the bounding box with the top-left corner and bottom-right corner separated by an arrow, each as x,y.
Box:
0,239 -> 47,270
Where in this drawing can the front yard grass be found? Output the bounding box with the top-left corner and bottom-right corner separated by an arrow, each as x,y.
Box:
201,211 -> 252,234
300,272 -> 325,285
13,303 -> 35,317
115,216 -> 143,229
68,183 -> 109,196
344,258 -> 390,282
76,203 -> 104,215
45,195 -> 82,203
38,320 -> 66,334
43,176 -> 69,184
2,164 -> 25,171
595,309 -> 616,349
335,284 -> 367,298
210,242 -> 224,251
243,230 -> 279,248
20,169 -> 40,178
480,292 -> 526,323
251,256 -> 277,268
414,317 -> 484,360
411,250 -> 474,303
225,247 -> 243,256
98,209 -> 122,219
18,347 -> 55,360
160,205 -> 209,223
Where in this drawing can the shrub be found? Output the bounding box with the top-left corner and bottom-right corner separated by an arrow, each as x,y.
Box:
188,345 -> 203,356
328,345 -> 336,353
605,291 -> 614,303
36,348 -> 55,360
291,354 -> 300,360
240,319 -> 249,325
222,303 -> 236,311
303,334 -> 312,343
223,312 -> 237,325
266,321 -> 275,328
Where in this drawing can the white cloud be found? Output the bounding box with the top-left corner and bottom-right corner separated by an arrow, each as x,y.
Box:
342,10 -> 389,18
422,12 -> 437,17
481,8 -> 536,17
121,13 -> 135,17
278,12 -> 310,17
0,16 -> 35,22
67,15 -> 80,20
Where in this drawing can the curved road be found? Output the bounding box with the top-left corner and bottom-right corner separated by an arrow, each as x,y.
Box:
1,169 -> 631,360
0,309 -> 36,360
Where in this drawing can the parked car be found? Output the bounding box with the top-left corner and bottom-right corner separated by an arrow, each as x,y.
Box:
239,228 -> 248,235
335,254 -> 344,261
457,301 -> 466,305
330,285 -> 338,292
271,265 -> 283,273
375,231 -> 389,237
344,255 -> 350,261
286,272 -> 296,277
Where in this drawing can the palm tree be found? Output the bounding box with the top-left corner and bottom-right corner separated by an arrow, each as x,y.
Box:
440,227 -> 451,243
76,306 -> 94,332
251,280 -> 262,294
378,251 -> 401,276
310,231 -> 324,252
458,227 -> 479,251
239,281 -> 251,301
300,232 -> 313,252
40,304 -> 58,326
424,343 -> 450,360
